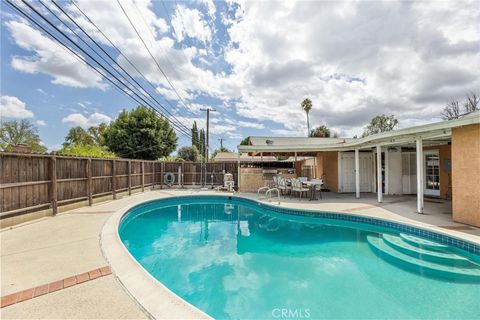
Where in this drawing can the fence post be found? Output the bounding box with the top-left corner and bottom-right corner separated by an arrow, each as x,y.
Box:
181,162 -> 185,188
151,162 -> 155,190
86,158 -> 92,206
141,161 -> 145,192
112,159 -> 117,200
160,162 -> 164,189
178,165 -> 182,188
128,160 -> 132,196
51,156 -> 57,215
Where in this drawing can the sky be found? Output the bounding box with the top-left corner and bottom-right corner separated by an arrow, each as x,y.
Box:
1,0 -> 479,153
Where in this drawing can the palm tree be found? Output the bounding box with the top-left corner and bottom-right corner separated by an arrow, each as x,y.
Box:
301,98 -> 313,137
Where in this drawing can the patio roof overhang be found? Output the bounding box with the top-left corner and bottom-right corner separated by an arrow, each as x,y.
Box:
238,111 -> 479,155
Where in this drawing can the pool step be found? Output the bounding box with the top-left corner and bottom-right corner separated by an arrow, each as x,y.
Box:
382,234 -> 472,267
367,235 -> 480,282
399,233 -> 449,251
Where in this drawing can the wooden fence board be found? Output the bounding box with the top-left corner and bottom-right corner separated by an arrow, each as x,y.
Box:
0,152 -> 238,217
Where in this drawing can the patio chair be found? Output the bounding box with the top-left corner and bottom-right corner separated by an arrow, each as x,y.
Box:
298,176 -> 308,182
285,178 -> 292,196
291,178 -> 309,199
277,177 -> 288,196
310,178 -> 323,199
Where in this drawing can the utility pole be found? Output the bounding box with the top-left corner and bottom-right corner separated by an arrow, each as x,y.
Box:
200,108 -> 216,162
219,138 -> 225,150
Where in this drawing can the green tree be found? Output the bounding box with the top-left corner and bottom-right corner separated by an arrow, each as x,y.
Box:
362,114 -> 398,137
310,125 -> 331,137
162,155 -> 183,162
0,119 -> 47,153
301,98 -> 313,137
239,137 -> 251,145
63,123 -> 108,147
177,145 -> 200,161
210,147 -> 230,160
103,106 -> 177,160
87,123 -> 108,145
63,126 -> 93,147
58,144 -> 116,158
191,121 -> 199,149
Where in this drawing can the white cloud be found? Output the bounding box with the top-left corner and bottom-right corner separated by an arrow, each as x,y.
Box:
62,112 -> 111,128
6,20 -> 106,89
0,95 -> 34,119
201,0 -> 216,18
156,86 -> 195,102
36,88 -> 47,95
172,5 -> 212,43
222,0 -> 480,137
237,121 -> 264,130
36,120 -> 47,126
4,0 -> 480,141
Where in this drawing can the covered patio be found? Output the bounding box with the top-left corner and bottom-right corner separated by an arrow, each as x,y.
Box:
237,111 -> 480,227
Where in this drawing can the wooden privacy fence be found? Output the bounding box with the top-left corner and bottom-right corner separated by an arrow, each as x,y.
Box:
0,152 -> 238,218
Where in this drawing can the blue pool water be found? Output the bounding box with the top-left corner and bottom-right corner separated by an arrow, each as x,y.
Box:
119,196 -> 480,319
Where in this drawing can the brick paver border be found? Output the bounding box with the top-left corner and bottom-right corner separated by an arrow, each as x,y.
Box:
1,266 -> 111,308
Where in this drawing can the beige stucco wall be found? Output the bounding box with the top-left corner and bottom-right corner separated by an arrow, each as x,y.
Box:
451,124 -> 480,227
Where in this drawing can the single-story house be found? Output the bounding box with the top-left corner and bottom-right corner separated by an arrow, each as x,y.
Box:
237,111 -> 480,227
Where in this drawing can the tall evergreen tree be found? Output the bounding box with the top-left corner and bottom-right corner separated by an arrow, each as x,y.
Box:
191,121 -> 199,149
199,129 -> 206,159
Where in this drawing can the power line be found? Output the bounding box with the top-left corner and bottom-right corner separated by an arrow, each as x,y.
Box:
129,0 -> 197,125
120,0 -> 229,144
68,0 -> 192,136
131,0 -> 232,145
117,0 -> 197,126
7,0 -> 193,141
47,0 -> 193,138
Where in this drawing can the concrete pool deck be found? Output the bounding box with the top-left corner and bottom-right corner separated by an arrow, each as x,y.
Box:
1,189 -> 479,319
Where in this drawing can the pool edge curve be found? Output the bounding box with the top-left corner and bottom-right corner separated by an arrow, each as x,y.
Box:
100,193 -> 480,320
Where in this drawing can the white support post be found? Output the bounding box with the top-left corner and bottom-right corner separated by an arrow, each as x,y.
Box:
384,149 -> 389,195
237,152 -> 241,193
416,138 -> 424,213
376,145 -> 382,203
355,148 -> 360,199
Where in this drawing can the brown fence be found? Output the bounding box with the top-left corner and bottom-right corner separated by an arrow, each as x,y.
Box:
0,152 -> 238,218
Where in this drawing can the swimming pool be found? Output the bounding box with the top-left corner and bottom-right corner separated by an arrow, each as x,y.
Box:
119,196 -> 480,319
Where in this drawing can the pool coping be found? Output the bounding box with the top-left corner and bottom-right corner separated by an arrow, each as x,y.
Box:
100,197 -> 212,320
100,193 -> 480,320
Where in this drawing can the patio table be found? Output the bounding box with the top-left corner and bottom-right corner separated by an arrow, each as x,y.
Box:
302,181 -> 323,201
